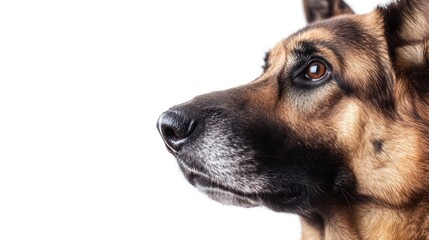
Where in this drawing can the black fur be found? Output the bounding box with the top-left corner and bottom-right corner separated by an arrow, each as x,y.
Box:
262,51 -> 271,72
373,139 -> 384,153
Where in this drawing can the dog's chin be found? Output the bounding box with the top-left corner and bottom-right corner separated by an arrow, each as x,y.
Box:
184,171 -> 259,208
195,184 -> 259,208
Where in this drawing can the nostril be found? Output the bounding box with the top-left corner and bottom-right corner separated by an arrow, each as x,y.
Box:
163,125 -> 177,140
162,124 -> 190,141
157,111 -> 197,152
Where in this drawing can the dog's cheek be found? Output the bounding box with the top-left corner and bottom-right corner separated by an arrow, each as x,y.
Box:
350,125 -> 427,206
325,95 -> 427,206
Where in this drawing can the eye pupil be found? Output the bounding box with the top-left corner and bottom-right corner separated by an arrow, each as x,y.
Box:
306,61 -> 327,80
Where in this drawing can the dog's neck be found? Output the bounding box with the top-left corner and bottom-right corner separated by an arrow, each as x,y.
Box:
300,198 -> 429,240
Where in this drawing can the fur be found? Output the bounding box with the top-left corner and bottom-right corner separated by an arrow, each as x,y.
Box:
157,0 -> 429,239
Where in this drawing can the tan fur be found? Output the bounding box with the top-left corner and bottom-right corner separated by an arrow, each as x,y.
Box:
261,43 -> 287,79
257,1 -> 429,238
301,218 -> 324,240
397,4 -> 429,42
396,44 -> 427,68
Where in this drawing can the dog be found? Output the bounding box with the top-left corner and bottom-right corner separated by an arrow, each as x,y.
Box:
157,0 -> 429,239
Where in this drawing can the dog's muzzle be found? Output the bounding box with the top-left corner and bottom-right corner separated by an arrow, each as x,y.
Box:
155,89 -> 329,213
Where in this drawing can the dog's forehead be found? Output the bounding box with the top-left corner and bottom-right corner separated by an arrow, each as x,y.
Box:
265,25 -> 340,76
266,13 -> 386,79
280,14 -> 378,53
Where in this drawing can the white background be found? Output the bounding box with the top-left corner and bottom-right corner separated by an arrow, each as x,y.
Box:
1,1 -> 383,239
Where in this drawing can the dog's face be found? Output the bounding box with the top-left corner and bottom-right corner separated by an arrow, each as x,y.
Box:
157,0 -> 429,217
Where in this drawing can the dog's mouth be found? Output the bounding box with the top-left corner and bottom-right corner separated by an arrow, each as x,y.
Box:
176,158 -> 258,207
176,157 -> 306,210
192,174 -> 259,208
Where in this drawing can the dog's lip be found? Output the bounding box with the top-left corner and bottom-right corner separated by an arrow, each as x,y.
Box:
176,157 -> 306,208
176,156 -> 211,179
177,160 -> 250,199
177,158 -> 255,198
187,171 -> 305,207
191,173 -> 244,194
189,173 -> 259,207
196,184 -> 259,207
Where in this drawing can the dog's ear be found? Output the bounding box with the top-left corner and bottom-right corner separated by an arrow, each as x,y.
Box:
380,0 -> 429,47
379,0 -> 429,75
303,0 -> 354,23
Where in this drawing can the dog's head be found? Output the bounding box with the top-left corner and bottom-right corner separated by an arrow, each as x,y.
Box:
157,0 -> 429,216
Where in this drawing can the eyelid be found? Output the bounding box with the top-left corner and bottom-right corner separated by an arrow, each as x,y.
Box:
290,59 -> 310,79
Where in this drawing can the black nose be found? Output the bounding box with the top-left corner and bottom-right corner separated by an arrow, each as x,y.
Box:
157,111 -> 197,153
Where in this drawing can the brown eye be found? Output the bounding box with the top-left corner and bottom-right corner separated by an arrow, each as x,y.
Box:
305,60 -> 327,81
292,58 -> 331,87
